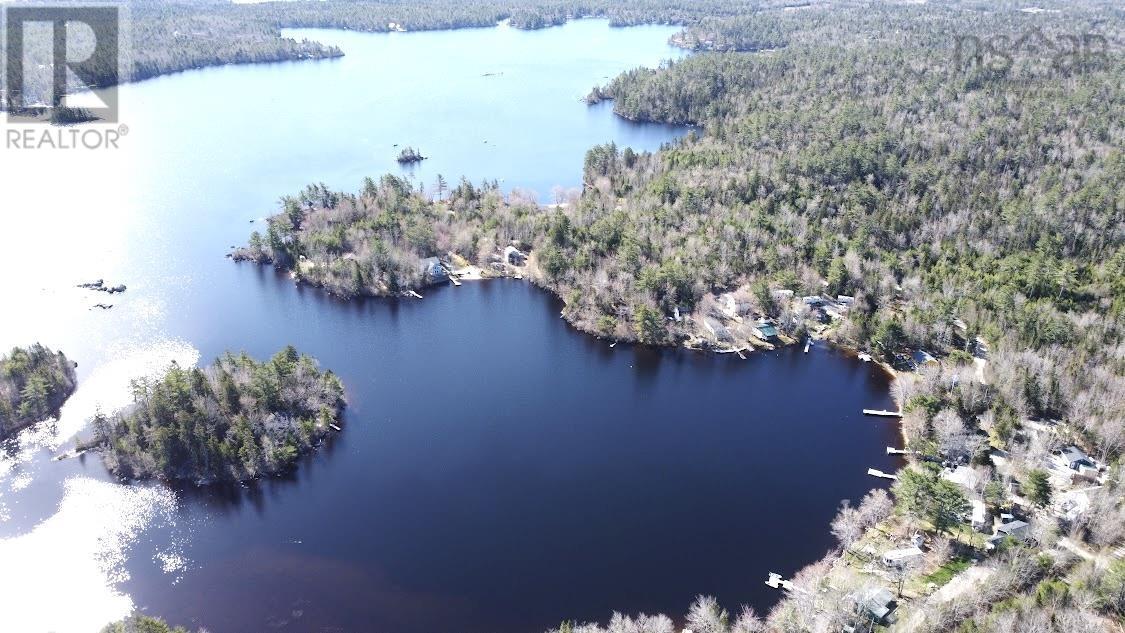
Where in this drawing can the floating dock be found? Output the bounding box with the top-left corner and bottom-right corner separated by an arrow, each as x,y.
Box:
329,423 -> 342,432
886,447 -> 913,455
450,276 -> 462,286
407,290 -> 423,299
863,409 -> 903,417
765,572 -> 794,591
867,468 -> 898,480
858,352 -> 872,362
804,338 -> 811,353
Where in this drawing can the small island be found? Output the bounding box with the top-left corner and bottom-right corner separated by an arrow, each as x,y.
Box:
396,146 -> 426,164
89,346 -> 345,483
0,344 -> 78,440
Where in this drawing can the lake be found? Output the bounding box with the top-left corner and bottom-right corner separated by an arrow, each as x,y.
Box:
0,19 -> 901,633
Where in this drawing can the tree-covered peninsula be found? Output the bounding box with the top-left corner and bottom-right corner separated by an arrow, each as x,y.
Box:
0,344 -> 78,440
91,346 -> 345,483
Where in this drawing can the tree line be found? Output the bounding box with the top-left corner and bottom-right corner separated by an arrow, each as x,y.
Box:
90,346 -> 345,483
0,344 -> 77,440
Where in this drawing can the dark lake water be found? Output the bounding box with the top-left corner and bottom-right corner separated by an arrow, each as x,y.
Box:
0,19 -> 900,633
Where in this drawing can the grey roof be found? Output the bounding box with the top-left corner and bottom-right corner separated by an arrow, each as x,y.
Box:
862,587 -> 896,620
1061,446 -> 1091,464
998,520 -> 1029,534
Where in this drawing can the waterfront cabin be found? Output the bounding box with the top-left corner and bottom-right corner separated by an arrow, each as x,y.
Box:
419,257 -> 448,284
752,318 -> 778,341
503,245 -> 527,265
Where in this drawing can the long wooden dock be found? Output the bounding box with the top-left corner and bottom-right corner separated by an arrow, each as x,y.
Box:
863,409 -> 902,417
867,468 -> 898,480
886,447 -> 914,455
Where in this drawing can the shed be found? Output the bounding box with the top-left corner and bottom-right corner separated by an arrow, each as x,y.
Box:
860,587 -> 897,623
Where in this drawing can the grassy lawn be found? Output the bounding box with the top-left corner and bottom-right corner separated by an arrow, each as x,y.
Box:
922,556 -> 972,587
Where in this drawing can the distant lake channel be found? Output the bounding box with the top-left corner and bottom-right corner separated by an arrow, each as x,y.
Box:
0,19 -> 902,633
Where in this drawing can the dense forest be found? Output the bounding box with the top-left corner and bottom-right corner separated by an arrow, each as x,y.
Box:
233,177 -> 535,296
0,344 -> 78,440
551,1 -> 1125,631
91,346 -> 345,483
236,0 -> 1124,630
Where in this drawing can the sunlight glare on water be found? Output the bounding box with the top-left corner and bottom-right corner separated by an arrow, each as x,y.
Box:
0,477 -> 178,633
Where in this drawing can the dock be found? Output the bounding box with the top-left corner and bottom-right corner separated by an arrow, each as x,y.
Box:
765,572 -> 794,591
867,468 -> 898,480
736,349 -> 747,360
449,276 -> 462,286
329,423 -> 342,432
886,447 -> 913,455
407,290 -> 423,299
863,409 -> 903,417
858,352 -> 872,362
804,338 -> 811,353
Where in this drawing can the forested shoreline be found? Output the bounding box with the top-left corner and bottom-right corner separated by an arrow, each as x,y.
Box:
0,345 -> 78,440
554,1 -> 1125,631
5,0 -> 815,107
238,1 -> 1125,630
90,347 -> 345,483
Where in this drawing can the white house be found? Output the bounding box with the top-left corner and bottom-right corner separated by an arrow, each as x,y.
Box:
882,547 -> 924,568
970,500 -> 988,532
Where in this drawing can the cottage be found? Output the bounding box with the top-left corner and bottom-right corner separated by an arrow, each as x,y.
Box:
802,295 -> 824,307
860,587 -> 897,623
881,547 -> 924,568
503,245 -> 527,265
837,295 -> 855,306
1056,446 -> 1095,472
703,317 -> 732,342
752,318 -> 779,341
419,257 -> 447,284
988,519 -> 1031,550
911,349 -> 938,367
